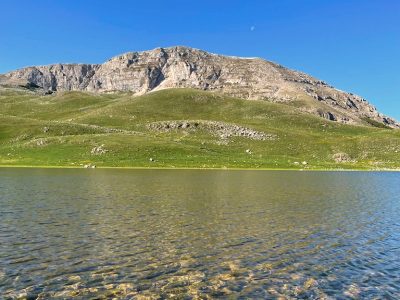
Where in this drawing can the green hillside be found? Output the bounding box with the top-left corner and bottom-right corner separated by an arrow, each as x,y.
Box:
0,88 -> 399,169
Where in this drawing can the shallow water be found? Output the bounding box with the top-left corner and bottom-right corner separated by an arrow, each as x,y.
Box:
0,169 -> 399,299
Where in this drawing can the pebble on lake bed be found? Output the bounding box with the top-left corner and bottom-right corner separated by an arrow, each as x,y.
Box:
68,275 -> 81,282
304,278 -> 318,289
255,262 -> 273,271
290,273 -> 303,281
88,287 -> 98,293
117,283 -> 134,293
178,255 -> 196,268
344,283 -> 361,298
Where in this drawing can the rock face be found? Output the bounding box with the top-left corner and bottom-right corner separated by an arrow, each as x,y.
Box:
1,46 -> 397,127
2,64 -> 99,91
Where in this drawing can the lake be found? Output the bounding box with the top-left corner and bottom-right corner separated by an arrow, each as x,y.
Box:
0,169 -> 399,299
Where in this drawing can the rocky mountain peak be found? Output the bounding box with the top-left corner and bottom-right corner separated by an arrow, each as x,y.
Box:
1,46 -> 397,128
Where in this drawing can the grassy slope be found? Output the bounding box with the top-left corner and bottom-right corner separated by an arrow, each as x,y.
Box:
0,88 -> 399,169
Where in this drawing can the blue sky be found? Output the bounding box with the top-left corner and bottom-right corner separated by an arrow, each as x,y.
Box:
1,0 -> 399,119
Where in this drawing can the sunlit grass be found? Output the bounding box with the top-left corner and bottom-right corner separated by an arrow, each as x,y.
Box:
1,88 -> 399,169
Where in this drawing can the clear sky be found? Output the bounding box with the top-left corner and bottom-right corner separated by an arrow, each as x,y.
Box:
1,0 -> 399,119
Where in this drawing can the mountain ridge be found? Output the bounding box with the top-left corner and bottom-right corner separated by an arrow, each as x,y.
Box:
1,46 -> 397,128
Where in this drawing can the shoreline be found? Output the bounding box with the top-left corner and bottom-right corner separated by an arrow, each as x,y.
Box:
0,165 -> 399,172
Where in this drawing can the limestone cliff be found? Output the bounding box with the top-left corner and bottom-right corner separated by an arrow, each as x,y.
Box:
1,46 -> 397,127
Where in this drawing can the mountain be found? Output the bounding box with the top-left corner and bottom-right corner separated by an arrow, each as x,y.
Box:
0,46 -> 397,128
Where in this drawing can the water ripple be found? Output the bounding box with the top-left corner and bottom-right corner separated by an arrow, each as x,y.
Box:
0,169 -> 399,299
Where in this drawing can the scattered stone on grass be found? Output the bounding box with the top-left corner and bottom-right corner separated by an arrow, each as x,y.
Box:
36,139 -> 46,146
147,120 -> 276,141
84,164 -> 96,169
91,144 -> 108,155
332,152 -> 356,163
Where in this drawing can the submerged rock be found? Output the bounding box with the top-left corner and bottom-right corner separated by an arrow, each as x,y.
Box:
304,278 -> 318,289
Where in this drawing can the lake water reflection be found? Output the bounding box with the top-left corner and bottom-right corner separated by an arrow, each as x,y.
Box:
0,169 -> 399,299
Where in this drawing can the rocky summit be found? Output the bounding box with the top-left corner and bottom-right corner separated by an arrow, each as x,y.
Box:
0,46 -> 397,128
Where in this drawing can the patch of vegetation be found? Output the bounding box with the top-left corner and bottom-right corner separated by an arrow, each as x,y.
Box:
361,117 -> 392,129
0,88 -> 399,169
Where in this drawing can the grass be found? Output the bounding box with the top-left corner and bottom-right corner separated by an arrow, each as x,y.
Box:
0,87 -> 399,169
361,117 -> 392,129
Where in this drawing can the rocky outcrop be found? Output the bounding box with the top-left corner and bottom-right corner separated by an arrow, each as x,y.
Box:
2,64 -> 99,91
1,46 -> 397,128
147,120 -> 276,141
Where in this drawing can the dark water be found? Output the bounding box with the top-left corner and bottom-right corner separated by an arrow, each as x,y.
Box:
0,169 -> 399,299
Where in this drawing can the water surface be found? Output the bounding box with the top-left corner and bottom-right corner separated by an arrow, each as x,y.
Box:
0,169 -> 399,299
